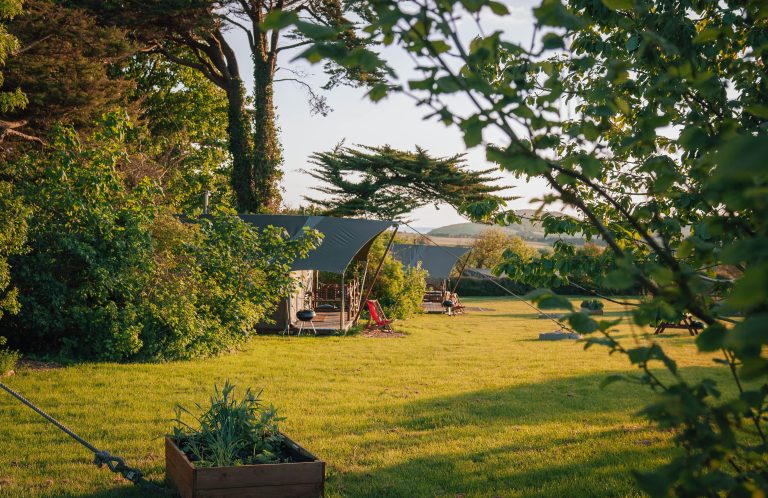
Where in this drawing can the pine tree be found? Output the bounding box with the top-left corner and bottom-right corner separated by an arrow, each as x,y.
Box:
305,144 -> 509,220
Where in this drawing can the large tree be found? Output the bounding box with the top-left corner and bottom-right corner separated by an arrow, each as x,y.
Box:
0,0 -> 27,321
289,0 -> 768,494
305,144 -> 509,219
0,0 -> 134,149
76,0 -> 380,213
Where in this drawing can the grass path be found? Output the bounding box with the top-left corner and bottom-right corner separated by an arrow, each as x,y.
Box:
0,297 -> 726,497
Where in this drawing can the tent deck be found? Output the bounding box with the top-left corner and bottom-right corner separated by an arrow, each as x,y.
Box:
422,302 -> 446,314
289,311 -> 355,334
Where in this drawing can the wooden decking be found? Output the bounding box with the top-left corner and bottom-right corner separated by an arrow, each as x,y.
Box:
289,311 -> 355,334
422,302 -> 446,314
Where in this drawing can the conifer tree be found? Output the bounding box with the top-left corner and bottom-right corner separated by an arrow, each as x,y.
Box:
305,144 -> 509,219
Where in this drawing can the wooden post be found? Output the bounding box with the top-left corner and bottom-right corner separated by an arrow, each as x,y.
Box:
450,247 -> 472,295
354,225 -> 399,324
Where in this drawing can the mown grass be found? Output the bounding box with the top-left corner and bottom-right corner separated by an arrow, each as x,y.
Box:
0,297 -> 731,497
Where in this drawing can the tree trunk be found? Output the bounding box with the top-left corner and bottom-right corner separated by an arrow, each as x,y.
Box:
226,79 -> 257,212
252,57 -> 282,213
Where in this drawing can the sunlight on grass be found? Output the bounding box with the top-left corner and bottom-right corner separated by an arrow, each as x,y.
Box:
0,297 -> 730,497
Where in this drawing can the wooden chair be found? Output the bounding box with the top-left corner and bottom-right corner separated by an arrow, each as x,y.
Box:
366,300 -> 395,332
450,293 -> 466,315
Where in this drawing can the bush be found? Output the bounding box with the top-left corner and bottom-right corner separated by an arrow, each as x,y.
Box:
365,234 -> 427,319
171,380 -> 287,467
3,114 -> 320,361
580,299 -> 604,311
449,277 -> 532,297
0,337 -> 20,375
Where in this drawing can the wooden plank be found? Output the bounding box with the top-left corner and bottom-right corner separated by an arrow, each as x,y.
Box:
166,438 -> 196,498
196,462 -> 324,489
196,483 -> 324,498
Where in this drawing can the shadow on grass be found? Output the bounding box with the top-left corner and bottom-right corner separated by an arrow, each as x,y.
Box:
327,366 -> 730,498
53,481 -> 173,498
63,367 -> 729,498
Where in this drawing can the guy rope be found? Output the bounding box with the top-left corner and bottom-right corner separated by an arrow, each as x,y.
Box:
401,222 -> 576,334
0,380 -> 159,490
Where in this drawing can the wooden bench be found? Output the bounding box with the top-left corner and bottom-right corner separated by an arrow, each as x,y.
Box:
654,315 -> 704,336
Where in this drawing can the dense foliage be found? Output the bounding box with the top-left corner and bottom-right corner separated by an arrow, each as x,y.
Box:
498,241 -> 624,294
121,53 -> 233,213
364,233 -> 427,319
2,114 -> 320,360
306,144 -> 507,219
1,0 -> 134,148
171,381 -> 288,467
75,0 -> 382,213
460,227 -> 537,271
290,0 -> 768,494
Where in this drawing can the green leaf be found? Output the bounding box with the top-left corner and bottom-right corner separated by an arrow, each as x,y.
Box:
460,0 -> 485,13
367,83 -> 389,102
294,21 -> 338,41
435,76 -> 463,93
486,146 -> 549,175
569,312 -> 598,333
727,263 -> 768,310
488,1 -> 510,15
724,313 -> 768,350
744,105 -> 768,119
599,374 -> 626,389
602,0 -> 634,10
536,294 -> 573,310
542,33 -> 565,50
260,10 -> 299,31
710,135 -> 768,179
692,27 -> 721,44
460,116 -> 486,147
625,34 -> 641,51
626,347 -> 650,365
428,40 -> 452,54
533,0 -> 585,29
580,155 -> 602,178
695,323 -> 727,352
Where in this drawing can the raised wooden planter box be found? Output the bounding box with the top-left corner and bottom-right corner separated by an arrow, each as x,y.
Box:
165,436 -> 325,498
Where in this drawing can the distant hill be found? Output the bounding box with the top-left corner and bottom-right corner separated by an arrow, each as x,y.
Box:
428,209 -> 589,244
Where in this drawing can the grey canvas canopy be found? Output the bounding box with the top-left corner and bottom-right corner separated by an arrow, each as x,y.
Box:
238,215 -> 395,274
392,244 -> 471,281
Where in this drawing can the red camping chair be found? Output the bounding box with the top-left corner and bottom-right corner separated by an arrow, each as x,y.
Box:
366,300 -> 395,332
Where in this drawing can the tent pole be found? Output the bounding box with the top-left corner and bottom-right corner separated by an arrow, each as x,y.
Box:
450,247 -> 472,295
340,272 -> 346,332
354,225 -> 399,324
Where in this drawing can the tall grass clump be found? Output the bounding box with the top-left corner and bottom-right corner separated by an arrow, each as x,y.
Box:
0,337 -> 20,375
170,380 -> 288,467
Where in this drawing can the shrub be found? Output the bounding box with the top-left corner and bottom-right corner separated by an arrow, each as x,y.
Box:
3,114 -> 320,361
450,277 -> 532,297
365,234 -> 427,319
580,299 -> 604,311
171,381 -> 287,467
0,179 -> 27,322
0,337 -> 20,375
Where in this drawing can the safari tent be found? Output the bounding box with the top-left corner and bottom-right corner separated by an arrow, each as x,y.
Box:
391,243 -> 471,313
237,215 -> 396,333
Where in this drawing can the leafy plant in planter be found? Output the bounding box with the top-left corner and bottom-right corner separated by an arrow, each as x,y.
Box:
580,300 -> 604,311
170,380 -> 289,467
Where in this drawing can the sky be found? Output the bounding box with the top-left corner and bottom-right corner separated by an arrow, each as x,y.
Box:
224,1 -> 548,228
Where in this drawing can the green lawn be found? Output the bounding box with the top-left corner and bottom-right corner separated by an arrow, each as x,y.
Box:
0,297 -> 728,498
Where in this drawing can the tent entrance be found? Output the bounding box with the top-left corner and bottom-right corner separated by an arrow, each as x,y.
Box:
303,276 -> 362,332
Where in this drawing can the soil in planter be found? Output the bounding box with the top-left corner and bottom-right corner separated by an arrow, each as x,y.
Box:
176,438 -> 315,467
